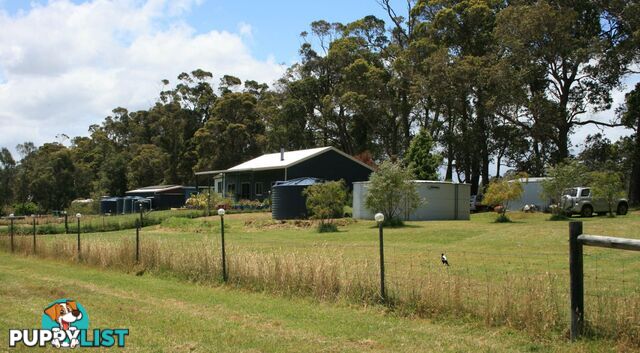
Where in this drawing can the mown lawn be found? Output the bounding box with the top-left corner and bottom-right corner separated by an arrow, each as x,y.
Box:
0,253 -> 625,353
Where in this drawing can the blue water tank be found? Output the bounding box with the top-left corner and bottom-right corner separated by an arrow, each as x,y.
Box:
115,198 -> 124,214
100,197 -> 118,214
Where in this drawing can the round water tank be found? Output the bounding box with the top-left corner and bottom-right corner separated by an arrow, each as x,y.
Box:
271,177 -> 323,220
123,197 -> 133,214
100,198 -> 117,214
116,198 -> 125,214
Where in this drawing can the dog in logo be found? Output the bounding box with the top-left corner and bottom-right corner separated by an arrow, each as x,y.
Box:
43,300 -> 83,348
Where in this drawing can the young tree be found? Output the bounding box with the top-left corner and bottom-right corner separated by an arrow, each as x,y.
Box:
404,128 -> 442,180
482,174 -> 525,221
590,171 -> 624,217
302,180 -> 348,232
365,161 -> 420,225
541,160 -> 590,214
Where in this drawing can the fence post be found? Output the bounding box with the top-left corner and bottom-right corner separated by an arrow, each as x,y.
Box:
218,208 -> 227,282
569,221 -> 584,341
64,211 -> 68,234
378,221 -> 386,302
32,215 -> 36,254
139,204 -> 144,228
135,219 -> 140,263
374,213 -> 386,302
9,214 -> 14,253
76,214 -> 82,261
207,177 -> 212,217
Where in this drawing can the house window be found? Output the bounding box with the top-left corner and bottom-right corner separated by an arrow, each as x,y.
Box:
217,181 -> 223,193
255,182 -> 263,196
227,183 -> 235,194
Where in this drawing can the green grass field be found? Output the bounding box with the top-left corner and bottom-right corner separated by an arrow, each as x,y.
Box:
0,252 -> 627,353
2,211 -> 640,349
0,209 -> 205,235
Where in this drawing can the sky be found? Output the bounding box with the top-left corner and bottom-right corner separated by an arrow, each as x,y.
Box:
0,0 -> 638,160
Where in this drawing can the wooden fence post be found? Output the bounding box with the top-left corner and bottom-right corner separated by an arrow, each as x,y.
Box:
378,221 -> 386,302
569,221 -> 584,341
135,219 -> 140,263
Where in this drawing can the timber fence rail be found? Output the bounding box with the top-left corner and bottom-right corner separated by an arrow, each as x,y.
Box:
569,221 -> 640,342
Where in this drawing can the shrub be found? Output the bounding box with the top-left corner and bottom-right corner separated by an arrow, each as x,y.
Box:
12,202 -> 39,216
317,223 -> 338,233
365,161 -> 420,226
495,214 -> 512,223
303,180 -> 348,232
185,191 -> 222,210
590,171 -> 624,217
483,174 -> 525,222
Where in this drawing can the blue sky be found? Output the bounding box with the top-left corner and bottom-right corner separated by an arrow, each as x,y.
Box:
0,0 -> 637,160
1,0 -> 398,64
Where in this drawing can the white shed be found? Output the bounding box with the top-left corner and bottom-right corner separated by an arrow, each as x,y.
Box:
506,177 -> 552,211
352,180 -> 471,221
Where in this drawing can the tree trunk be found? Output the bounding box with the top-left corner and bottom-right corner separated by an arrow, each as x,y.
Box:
629,120 -> 640,205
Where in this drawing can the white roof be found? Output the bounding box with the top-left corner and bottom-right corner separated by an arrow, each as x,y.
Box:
354,180 -> 469,185
196,147 -> 373,175
126,185 -> 183,193
511,177 -> 551,183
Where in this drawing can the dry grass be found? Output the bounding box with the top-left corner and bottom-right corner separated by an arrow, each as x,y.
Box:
2,220 -> 640,347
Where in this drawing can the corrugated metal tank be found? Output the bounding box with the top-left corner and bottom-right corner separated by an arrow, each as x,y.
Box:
352,181 -> 471,221
132,198 -> 151,212
123,196 -> 134,214
116,198 -> 125,214
100,198 -> 118,214
271,177 -> 323,220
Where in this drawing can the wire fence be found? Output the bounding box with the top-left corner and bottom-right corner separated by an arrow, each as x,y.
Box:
1,220 -> 638,345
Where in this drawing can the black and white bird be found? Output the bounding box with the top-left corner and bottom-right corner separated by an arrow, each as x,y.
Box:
441,253 -> 449,266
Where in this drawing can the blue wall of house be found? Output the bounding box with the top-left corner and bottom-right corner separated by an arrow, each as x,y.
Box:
287,149 -> 372,188
220,150 -> 372,201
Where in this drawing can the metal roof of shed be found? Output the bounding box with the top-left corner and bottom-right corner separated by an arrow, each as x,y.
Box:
273,177 -> 324,186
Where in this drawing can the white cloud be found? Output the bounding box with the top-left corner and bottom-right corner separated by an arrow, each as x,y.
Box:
0,0 -> 285,156
238,22 -> 253,38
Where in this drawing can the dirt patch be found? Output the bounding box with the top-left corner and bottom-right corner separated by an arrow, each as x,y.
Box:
243,218 -> 356,231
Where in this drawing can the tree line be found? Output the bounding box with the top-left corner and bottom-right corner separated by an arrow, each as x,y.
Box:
0,0 -> 639,213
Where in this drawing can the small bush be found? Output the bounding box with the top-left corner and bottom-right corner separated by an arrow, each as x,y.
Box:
317,223 -> 338,233
365,161 -> 420,225
303,180 -> 347,232
495,214 -> 512,223
383,217 -> 404,227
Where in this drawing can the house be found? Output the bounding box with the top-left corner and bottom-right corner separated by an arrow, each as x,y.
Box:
195,147 -> 374,201
125,185 -> 196,210
352,180 -> 471,221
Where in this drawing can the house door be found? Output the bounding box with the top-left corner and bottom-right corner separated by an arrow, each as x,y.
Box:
241,183 -> 251,199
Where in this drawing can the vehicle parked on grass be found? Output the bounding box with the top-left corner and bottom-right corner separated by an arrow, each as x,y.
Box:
560,187 -> 628,217
470,194 -> 490,212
